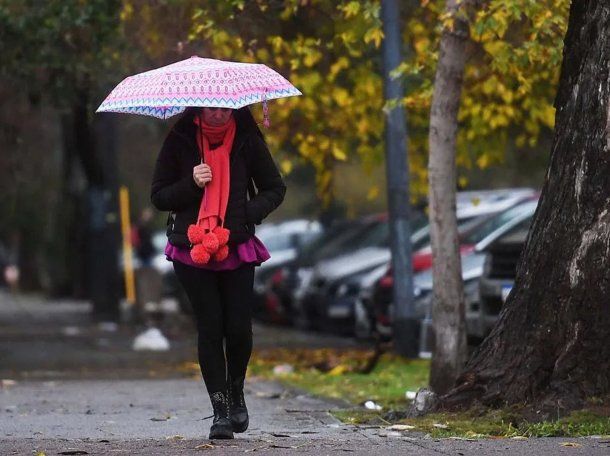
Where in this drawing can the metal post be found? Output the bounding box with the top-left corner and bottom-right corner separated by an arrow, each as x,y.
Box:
90,112 -> 121,322
381,0 -> 419,357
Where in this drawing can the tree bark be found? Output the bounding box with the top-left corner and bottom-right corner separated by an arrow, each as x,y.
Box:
441,0 -> 610,412
428,0 -> 474,394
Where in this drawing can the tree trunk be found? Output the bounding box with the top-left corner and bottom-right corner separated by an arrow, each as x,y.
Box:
428,0 -> 474,394
442,0 -> 610,412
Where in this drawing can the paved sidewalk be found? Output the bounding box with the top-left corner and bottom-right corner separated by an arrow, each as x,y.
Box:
1,378 -> 608,455
1,292 -> 608,455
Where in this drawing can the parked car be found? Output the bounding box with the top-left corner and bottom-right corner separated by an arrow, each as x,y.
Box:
261,218 -> 358,324
286,214 -> 397,328
478,216 -> 533,336
371,197 -> 539,343
255,219 -> 323,272
294,212 -> 429,331
300,189 -> 538,336
252,219 -> 322,320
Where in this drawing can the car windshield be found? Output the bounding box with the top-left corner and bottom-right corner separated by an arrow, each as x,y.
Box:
410,215 -> 486,252
259,232 -> 295,252
298,218 -> 386,265
462,200 -> 538,245
298,213 -> 428,265
494,217 -> 533,246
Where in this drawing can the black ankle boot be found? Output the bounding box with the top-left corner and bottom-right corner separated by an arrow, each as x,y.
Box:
209,390 -> 234,439
228,376 -> 249,433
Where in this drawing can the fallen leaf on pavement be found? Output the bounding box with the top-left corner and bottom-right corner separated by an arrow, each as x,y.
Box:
1,379 -> 17,389
165,435 -> 184,441
150,416 -> 171,421
194,443 -> 215,450
328,364 -> 350,376
378,431 -> 402,437
387,424 -> 415,431
560,442 -> 581,447
254,391 -> 280,399
58,451 -> 89,455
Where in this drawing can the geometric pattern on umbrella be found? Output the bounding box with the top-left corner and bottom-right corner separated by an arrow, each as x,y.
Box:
96,56 -> 302,119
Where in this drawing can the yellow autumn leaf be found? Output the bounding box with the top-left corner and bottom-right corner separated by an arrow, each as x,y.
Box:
303,48 -> 322,67
280,159 -> 293,175
363,28 -> 384,48
332,145 -> 347,161
328,364 -> 350,376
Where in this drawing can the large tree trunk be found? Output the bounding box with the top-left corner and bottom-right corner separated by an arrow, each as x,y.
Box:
428,0 -> 475,394
442,0 -> 610,412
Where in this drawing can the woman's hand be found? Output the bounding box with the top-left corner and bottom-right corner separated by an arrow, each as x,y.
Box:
193,163 -> 212,188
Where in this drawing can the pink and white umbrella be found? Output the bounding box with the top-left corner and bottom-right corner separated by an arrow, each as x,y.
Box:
96,56 -> 301,120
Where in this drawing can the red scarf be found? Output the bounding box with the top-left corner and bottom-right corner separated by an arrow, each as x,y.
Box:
187,113 -> 236,264
193,114 -> 236,231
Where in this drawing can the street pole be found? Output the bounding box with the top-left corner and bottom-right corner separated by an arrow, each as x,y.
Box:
90,112 -> 121,322
381,0 -> 418,357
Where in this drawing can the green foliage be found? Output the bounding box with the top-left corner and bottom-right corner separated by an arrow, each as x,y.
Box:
0,0 -> 123,104
334,408 -> 610,439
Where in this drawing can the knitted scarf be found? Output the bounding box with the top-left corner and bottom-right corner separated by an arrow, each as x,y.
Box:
187,112 -> 236,264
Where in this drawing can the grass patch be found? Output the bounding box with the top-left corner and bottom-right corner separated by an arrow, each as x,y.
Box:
333,410 -> 610,439
246,348 -> 610,439
248,348 -> 429,408
333,408 -> 610,439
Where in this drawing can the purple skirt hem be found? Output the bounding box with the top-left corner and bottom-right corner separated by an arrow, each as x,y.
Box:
164,235 -> 270,271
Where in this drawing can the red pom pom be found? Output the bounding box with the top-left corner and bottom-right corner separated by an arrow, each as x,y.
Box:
213,244 -> 229,262
190,244 -> 210,264
187,224 -> 205,244
213,226 -> 230,246
201,232 -> 219,253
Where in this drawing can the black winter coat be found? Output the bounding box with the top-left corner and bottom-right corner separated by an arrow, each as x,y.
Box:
150,113 -> 286,248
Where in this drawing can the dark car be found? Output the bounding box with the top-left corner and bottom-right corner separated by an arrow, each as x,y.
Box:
260,219 -> 354,324
266,215 -> 389,327
251,219 -> 322,322
478,216 -> 533,336
296,212 -> 429,332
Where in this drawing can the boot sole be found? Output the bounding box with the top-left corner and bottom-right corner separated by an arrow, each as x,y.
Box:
209,430 -> 234,439
231,417 -> 249,433
209,422 -> 234,439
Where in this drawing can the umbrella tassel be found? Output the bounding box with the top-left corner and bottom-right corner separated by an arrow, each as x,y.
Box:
262,90 -> 270,128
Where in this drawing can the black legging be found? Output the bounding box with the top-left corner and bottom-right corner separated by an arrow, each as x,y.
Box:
173,261 -> 255,394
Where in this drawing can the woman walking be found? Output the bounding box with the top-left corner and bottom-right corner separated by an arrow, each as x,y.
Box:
150,106 -> 286,439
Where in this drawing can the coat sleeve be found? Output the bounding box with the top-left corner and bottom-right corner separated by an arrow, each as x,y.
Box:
150,131 -> 203,212
245,134 -> 287,225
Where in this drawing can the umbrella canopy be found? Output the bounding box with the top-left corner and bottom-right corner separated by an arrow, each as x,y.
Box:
96,56 -> 301,119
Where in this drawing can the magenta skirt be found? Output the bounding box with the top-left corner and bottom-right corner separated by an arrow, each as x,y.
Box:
164,235 -> 270,271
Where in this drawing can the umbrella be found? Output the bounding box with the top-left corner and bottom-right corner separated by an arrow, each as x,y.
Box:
96,55 -> 301,120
